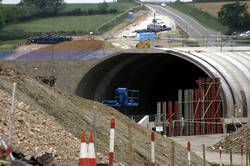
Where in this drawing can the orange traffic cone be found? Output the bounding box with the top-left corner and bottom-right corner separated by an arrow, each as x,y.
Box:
88,133 -> 96,166
79,133 -> 88,166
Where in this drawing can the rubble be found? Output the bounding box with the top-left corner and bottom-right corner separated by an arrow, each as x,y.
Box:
0,89 -> 80,162
0,89 -> 111,164
211,123 -> 250,153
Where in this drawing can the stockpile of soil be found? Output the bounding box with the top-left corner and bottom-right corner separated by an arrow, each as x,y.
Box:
7,39 -> 115,60
44,39 -> 115,53
0,64 -> 208,165
211,123 -> 250,153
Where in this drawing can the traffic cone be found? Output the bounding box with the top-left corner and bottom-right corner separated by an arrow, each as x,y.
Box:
79,133 -> 88,166
88,133 -> 96,166
6,146 -> 11,160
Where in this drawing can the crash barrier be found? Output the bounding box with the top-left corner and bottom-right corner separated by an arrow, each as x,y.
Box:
79,133 -> 96,166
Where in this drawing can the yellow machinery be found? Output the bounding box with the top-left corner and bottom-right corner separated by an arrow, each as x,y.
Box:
136,40 -> 152,48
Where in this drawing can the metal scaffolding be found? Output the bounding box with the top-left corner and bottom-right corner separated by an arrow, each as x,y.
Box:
155,77 -> 223,136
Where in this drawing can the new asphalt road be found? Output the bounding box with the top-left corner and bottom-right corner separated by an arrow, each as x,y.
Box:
148,4 -> 221,46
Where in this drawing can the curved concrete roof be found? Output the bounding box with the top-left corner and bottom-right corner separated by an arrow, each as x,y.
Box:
78,47 -> 250,120
163,47 -> 250,119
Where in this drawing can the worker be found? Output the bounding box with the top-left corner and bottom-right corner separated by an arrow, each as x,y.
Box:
180,117 -> 185,136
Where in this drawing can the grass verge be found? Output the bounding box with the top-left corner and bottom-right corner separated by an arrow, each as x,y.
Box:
2,14 -> 116,33
96,5 -> 145,34
168,3 -> 229,34
0,39 -> 26,58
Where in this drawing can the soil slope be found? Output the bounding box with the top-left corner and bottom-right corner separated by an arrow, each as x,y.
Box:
0,63 -> 208,165
212,123 -> 250,153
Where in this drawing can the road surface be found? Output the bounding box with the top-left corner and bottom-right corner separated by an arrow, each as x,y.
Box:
173,134 -> 245,165
148,4 -> 221,46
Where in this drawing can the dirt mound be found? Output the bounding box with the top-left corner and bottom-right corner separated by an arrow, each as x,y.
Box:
7,39 -> 115,60
0,64 -> 208,165
43,39 -> 115,53
211,123 -> 250,153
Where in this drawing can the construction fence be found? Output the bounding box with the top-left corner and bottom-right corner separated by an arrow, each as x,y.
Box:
80,116 -> 250,166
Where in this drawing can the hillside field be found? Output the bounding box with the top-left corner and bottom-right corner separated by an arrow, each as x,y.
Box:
193,1 -> 250,18
1,2 -> 138,34
0,2 -> 140,53
2,15 -> 116,33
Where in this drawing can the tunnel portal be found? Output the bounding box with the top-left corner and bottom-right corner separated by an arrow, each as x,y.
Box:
76,52 -> 209,116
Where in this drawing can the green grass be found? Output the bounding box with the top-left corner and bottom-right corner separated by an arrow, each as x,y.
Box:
0,39 -> 26,46
0,2 -> 139,39
61,2 -> 137,13
2,14 -> 117,33
168,3 -> 229,34
0,39 -> 26,58
96,5 -> 143,33
0,39 -> 26,50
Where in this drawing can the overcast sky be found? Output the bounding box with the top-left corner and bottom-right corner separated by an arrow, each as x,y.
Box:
1,0 -> 117,4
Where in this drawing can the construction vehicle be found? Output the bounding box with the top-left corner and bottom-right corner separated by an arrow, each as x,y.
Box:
136,40 -> 152,48
102,87 -> 139,108
136,32 -> 155,48
27,34 -> 72,44
134,13 -> 171,34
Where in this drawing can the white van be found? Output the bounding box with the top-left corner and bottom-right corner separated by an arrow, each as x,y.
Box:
239,31 -> 250,37
161,3 -> 166,7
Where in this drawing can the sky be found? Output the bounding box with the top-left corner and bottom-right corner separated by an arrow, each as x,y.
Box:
1,0 -> 117,4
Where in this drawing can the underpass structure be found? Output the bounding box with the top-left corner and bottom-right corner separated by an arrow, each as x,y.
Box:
76,48 -> 250,133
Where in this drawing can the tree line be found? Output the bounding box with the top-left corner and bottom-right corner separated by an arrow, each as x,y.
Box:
218,2 -> 250,32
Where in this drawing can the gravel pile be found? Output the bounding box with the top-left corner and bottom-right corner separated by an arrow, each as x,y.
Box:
0,89 -> 79,161
0,89 -> 112,164
211,123 -> 250,153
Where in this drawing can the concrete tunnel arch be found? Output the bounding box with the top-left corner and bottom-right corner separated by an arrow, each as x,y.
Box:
76,48 -> 250,120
